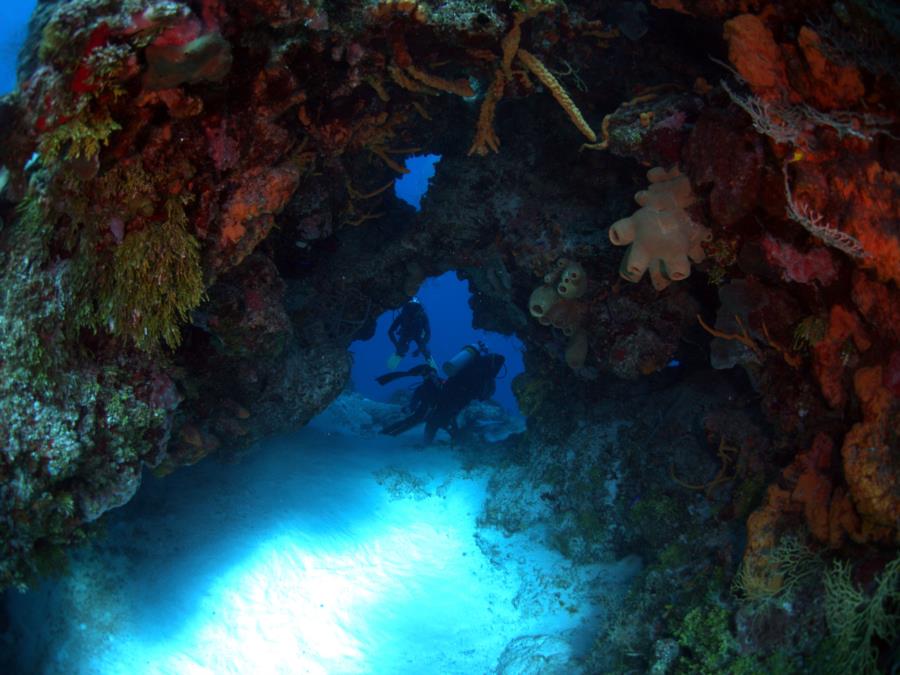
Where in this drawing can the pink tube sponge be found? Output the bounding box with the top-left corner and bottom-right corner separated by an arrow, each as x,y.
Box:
609,166 -> 711,290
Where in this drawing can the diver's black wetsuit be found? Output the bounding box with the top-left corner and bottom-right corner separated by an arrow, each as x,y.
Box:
378,365 -> 443,436
423,353 -> 505,443
377,353 -> 505,442
388,302 -> 432,360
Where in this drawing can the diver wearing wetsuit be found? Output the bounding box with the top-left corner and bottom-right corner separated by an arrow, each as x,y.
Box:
388,298 -> 432,362
378,365 -> 443,436
423,351 -> 505,443
376,348 -> 505,442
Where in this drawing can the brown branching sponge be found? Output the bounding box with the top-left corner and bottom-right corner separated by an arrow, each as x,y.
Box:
405,65 -> 474,98
516,48 -> 597,143
468,71 -> 505,156
501,15 -> 524,80
388,65 -> 436,95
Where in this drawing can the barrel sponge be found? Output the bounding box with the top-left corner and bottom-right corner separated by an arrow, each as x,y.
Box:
528,285 -> 559,320
557,262 -> 587,299
609,166 -> 711,291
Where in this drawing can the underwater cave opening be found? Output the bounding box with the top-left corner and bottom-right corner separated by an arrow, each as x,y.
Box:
394,153 -> 441,210
349,270 -> 525,416
351,150 -> 525,417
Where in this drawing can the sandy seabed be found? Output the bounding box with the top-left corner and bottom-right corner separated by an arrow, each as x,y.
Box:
3,408 -> 638,674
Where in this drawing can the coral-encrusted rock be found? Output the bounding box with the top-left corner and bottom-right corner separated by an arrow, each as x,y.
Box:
828,161 -> 900,286
203,253 -> 292,358
241,0 -> 319,27
841,367 -> 900,544
603,93 -> 701,169
722,14 -> 789,98
215,164 -> 301,271
885,352 -> 900,398
812,305 -> 871,409
687,106 -> 765,227
789,433 -> 835,543
602,286 -> 699,379
742,482 -> 793,596
144,30 -> 232,90
852,271 -> 900,343
793,27 -> 865,110
652,0 -> 761,18
761,235 -> 838,286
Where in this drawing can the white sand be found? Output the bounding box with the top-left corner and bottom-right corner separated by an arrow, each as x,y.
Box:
4,410 -> 637,674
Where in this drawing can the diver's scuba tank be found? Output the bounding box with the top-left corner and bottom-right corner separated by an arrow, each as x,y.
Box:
443,344 -> 480,377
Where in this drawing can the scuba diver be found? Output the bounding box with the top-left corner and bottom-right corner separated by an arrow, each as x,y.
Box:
424,344 -> 505,443
377,343 -> 505,443
386,297 -> 435,370
377,364 -> 443,436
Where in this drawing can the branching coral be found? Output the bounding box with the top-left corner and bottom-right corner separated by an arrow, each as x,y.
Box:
824,556 -> 900,675
733,536 -> 821,602
609,166 -> 711,290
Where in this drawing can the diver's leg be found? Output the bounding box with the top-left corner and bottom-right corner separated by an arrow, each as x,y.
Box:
414,338 -> 428,358
417,339 -> 438,369
397,339 -> 409,356
423,421 -> 438,443
381,411 -> 426,436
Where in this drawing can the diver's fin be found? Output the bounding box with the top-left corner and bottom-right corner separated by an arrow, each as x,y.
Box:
376,371 -> 403,385
386,353 -> 402,370
378,366 -> 426,385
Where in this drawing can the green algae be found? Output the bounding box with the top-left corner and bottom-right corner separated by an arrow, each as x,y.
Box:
95,197 -> 205,350
673,604 -> 736,674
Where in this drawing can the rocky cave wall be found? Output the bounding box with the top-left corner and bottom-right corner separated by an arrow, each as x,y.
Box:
0,0 -> 898,670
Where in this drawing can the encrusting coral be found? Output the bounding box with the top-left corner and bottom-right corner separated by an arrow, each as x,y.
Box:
609,166 -> 711,291
840,366 -> 899,544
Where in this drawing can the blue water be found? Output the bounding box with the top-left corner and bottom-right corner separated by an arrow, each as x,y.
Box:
394,154 -> 440,210
0,1 -> 35,93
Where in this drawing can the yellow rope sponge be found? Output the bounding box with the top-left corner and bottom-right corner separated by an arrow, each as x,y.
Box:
609,166 -> 711,290
516,48 -> 597,143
